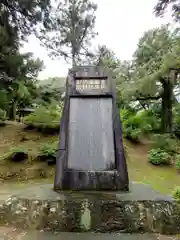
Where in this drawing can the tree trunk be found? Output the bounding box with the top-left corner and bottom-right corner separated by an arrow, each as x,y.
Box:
161,80 -> 173,133
9,101 -> 17,121
72,56 -> 76,68
72,50 -> 76,68
12,101 -> 17,121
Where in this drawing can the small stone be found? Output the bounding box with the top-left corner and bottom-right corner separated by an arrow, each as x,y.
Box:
21,207 -> 27,211
20,232 -> 27,237
15,210 -> 21,214
50,207 -> 56,213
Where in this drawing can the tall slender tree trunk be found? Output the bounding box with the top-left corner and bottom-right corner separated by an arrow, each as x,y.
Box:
8,101 -> 17,120
161,80 -> 173,133
72,54 -> 76,68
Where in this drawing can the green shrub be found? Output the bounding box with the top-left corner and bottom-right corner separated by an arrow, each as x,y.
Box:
39,142 -> 58,158
148,148 -> 171,165
173,104 -> 180,139
4,147 -> 28,162
172,187 -> 180,202
0,108 -> 6,121
152,134 -> 179,154
121,108 -> 161,141
121,109 -> 142,142
121,109 -> 157,142
24,104 -> 61,133
38,141 -> 58,165
175,154 -> 180,170
137,110 -> 160,133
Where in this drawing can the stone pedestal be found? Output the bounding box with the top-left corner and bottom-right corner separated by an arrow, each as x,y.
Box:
0,182 -> 180,234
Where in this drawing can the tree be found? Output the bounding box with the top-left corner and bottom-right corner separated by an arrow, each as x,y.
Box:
88,45 -> 133,107
39,0 -> 97,67
154,0 -> 180,22
0,0 -> 51,91
0,0 -> 51,39
91,45 -> 120,72
36,77 -> 65,105
1,52 -> 44,120
123,25 -> 180,132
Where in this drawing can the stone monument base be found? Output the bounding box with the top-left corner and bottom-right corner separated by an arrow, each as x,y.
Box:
0,182 -> 180,234
59,170 -> 128,191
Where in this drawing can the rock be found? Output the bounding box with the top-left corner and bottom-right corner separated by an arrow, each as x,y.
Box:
10,152 -> 28,162
0,121 -> 6,127
20,136 -> 30,142
47,157 -> 56,165
37,155 -> 56,165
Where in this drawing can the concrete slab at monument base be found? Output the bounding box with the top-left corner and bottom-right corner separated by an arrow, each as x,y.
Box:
0,182 -> 180,234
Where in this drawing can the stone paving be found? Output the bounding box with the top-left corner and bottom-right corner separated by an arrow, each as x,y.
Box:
0,228 -> 178,240
0,183 -> 179,239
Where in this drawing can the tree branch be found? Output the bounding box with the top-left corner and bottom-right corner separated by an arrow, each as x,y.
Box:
135,94 -> 162,101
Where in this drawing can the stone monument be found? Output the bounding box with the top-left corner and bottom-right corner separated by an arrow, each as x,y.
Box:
54,65 -> 129,191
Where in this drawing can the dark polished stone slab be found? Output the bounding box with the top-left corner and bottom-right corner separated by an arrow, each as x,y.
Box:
68,98 -> 115,171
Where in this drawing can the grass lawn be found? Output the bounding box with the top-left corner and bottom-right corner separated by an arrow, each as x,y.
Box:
126,140 -> 180,194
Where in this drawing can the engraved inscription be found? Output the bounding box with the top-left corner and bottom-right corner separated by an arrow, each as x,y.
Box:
76,79 -> 107,90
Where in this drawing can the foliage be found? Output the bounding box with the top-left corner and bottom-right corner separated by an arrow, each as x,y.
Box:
172,187 -> 180,202
0,0 -> 51,38
0,90 -> 9,110
39,142 -> 58,158
0,0 -> 48,113
0,51 -> 44,120
38,141 -> 58,165
152,134 -> 179,154
0,112 -> 6,126
121,25 -> 180,133
0,0 -> 47,120
39,77 -> 65,89
88,45 -> 120,75
0,108 -> 6,127
148,148 -> 171,165
121,109 -> 142,142
39,0 -> 97,66
175,154 -> 180,170
155,0 -> 180,22
5,147 -> 28,162
88,45 -> 130,107
36,77 -> 65,105
140,109 -> 161,132
173,103 -> 180,138
121,108 -> 160,142
24,104 -> 61,133
0,109 -> 6,121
